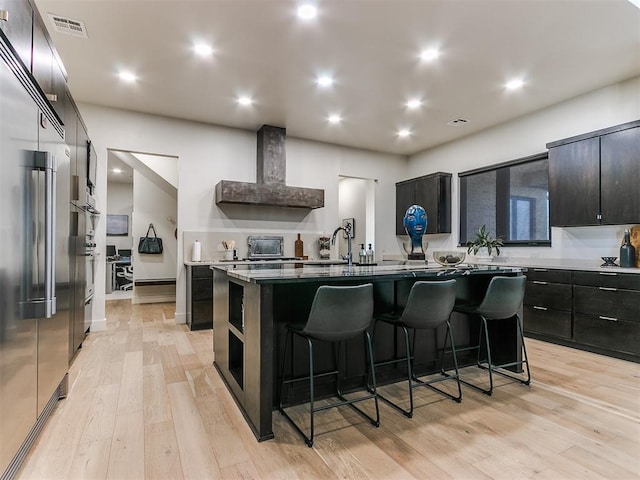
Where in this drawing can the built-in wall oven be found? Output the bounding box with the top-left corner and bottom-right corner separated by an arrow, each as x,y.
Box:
84,216 -> 96,331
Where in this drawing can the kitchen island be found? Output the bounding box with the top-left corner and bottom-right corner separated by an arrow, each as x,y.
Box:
211,262 -> 526,441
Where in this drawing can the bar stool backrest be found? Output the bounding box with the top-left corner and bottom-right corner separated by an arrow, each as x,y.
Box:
302,283 -> 374,341
400,280 -> 456,329
477,276 -> 526,320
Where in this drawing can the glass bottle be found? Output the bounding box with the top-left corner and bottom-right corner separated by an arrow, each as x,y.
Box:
366,243 -> 374,264
358,244 -> 367,265
619,229 -> 636,268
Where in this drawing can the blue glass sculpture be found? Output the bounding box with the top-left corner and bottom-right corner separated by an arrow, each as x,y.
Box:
403,204 -> 427,260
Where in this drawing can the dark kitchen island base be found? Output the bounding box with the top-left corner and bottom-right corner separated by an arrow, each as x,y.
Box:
212,263 -> 526,441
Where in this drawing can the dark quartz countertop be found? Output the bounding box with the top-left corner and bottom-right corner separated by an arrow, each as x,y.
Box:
211,262 -> 526,284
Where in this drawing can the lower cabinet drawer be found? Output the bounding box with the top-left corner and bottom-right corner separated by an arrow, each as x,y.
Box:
523,306 -> 572,339
573,286 -> 640,323
525,282 -> 571,311
574,313 -> 640,356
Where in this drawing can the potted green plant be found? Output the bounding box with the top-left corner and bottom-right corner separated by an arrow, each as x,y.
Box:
466,225 -> 503,259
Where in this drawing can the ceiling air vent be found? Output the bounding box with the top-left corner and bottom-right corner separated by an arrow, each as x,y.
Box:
48,14 -> 88,38
446,118 -> 469,126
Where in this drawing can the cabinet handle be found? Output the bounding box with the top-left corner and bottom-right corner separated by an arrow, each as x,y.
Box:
598,287 -> 617,292
532,281 -> 547,285
598,316 -> 618,322
0,9 -> 8,21
533,268 -> 547,272
599,272 -> 618,276
533,306 -> 548,311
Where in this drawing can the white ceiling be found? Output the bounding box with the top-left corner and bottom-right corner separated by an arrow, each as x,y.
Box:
35,0 -> 640,156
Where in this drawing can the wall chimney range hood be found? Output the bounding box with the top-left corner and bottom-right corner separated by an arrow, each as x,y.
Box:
215,125 -> 325,209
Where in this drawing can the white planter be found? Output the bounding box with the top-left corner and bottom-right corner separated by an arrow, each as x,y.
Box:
472,247 -> 496,261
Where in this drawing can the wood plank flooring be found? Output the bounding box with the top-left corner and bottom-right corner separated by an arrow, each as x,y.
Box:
16,299 -> 640,479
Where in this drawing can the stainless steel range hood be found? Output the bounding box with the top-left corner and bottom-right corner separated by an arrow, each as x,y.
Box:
215,125 -> 325,209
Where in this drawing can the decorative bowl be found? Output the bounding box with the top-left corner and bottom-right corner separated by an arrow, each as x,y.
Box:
432,251 -> 466,267
601,256 -> 618,267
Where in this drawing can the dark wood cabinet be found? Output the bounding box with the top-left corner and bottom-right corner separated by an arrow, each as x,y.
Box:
547,121 -> 640,227
0,0 -> 33,69
548,137 -> 600,226
31,18 -> 52,100
573,314 -> 640,356
64,91 -> 90,205
395,172 -> 451,235
523,267 -> 640,361
187,265 -> 213,330
523,268 -> 572,340
49,59 -> 66,121
600,127 -> 640,225
64,91 -> 79,203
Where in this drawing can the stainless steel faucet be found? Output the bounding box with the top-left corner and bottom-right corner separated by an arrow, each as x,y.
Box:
331,223 -> 354,267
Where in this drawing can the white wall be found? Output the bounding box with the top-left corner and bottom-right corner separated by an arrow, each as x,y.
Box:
132,170 -> 177,282
81,103 -> 406,327
106,181 -> 133,252
338,177 -> 367,258
84,76 -> 639,328
408,76 -> 640,260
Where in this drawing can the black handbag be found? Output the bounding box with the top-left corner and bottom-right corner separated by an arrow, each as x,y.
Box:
138,223 -> 163,254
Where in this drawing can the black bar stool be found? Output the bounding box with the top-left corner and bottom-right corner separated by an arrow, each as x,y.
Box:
372,280 -> 462,418
453,275 -> 530,396
278,283 -> 380,447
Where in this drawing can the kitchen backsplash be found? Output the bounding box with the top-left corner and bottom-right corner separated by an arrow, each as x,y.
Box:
183,231 -> 337,262
185,224 -> 638,264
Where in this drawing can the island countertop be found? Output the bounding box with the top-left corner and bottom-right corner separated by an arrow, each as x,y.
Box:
211,262 -> 526,284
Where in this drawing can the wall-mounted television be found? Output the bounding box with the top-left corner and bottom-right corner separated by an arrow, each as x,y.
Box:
106,214 -> 129,236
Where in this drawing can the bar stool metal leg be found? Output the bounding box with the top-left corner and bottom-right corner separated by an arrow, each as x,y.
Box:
374,321 -> 462,418
279,330 -> 380,447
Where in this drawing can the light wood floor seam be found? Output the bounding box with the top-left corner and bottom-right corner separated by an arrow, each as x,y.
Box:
15,299 -> 640,479
531,378 -> 640,423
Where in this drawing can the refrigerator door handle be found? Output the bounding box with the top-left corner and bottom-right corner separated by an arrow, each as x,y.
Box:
42,151 -> 57,318
21,151 -> 57,319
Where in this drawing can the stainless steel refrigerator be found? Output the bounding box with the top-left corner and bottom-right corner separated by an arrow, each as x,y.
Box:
0,38 -> 70,478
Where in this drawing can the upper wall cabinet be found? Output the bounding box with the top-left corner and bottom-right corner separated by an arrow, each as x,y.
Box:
396,172 -> 451,235
547,121 -> 640,227
32,14 -> 66,121
600,127 -> 640,225
1,0 -> 66,122
0,0 -> 32,68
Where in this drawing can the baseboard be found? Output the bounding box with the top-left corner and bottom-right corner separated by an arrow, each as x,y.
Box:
132,294 -> 176,305
91,317 -> 108,331
174,311 -> 187,324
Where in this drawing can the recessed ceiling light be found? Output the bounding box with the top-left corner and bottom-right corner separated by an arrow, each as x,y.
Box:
112,168 -> 122,174
237,96 -> 253,106
118,71 -> 137,83
505,78 -> 525,90
328,114 -> 342,124
194,43 -> 213,57
419,48 -> 440,62
316,75 -> 334,88
397,129 -> 411,138
406,98 -> 422,109
297,3 -> 318,20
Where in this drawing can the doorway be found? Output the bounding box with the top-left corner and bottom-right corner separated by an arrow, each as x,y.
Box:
106,149 -> 178,303
337,176 -> 377,260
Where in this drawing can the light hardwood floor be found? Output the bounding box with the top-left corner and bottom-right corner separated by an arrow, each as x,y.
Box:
16,300 -> 640,479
